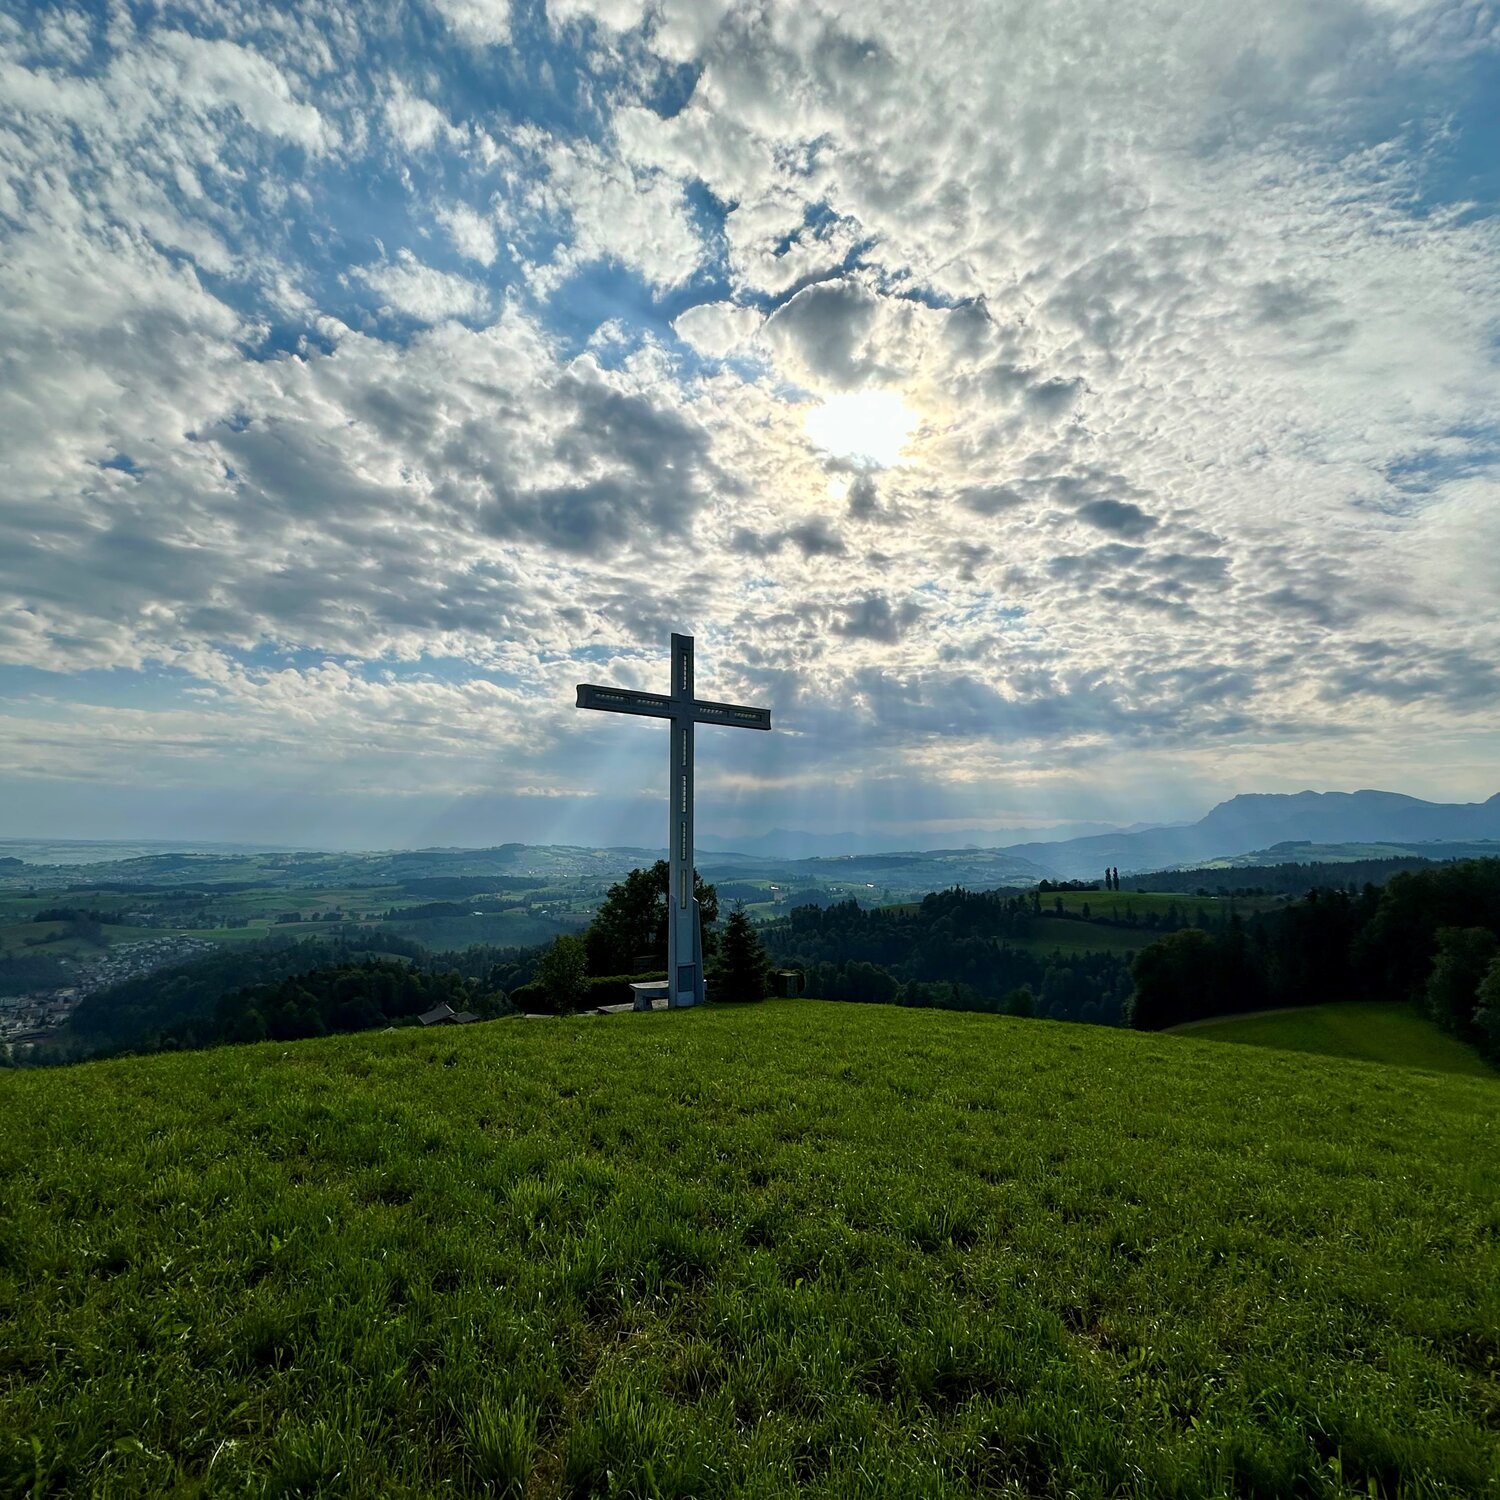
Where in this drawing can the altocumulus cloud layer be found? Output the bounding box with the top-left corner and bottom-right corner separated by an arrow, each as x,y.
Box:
2,0 -> 1499,846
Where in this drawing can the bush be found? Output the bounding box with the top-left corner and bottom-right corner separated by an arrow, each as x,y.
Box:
537,935 -> 589,1012
509,972 -> 668,1015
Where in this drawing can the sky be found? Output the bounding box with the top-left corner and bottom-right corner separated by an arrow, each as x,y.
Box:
2,0 -> 1499,851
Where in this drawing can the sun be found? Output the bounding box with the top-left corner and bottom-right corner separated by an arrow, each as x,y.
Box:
804,388 -> 917,468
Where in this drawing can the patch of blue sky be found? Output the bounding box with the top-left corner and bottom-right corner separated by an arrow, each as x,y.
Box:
431,2 -> 642,140
562,643 -> 654,665
379,656 -> 534,689
209,643 -> 516,688
0,660 -> 197,711
219,643 -> 343,673
1397,53 -> 1500,220
952,596 -> 1026,626
1379,422 -> 1500,501
550,262 -> 730,363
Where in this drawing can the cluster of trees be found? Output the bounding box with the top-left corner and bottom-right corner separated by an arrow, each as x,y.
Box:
521,862 -> 771,1012
215,960 -> 509,1043
23,916 -> 106,946
762,889 -> 1135,1023
31,906 -> 119,924
1129,859 -> 1500,1060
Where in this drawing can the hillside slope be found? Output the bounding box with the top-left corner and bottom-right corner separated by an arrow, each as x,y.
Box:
1173,1001 -> 1496,1076
2,1003 -> 1496,1498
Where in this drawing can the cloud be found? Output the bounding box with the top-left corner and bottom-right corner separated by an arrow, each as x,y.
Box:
673,301 -> 763,359
431,0 -> 512,46
352,251 -> 490,322
763,279 -> 881,390
438,202 -> 499,266
835,593 -> 924,643
1075,499 -> 1158,538
383,80 -> 460,152
3,0 -> 1500,839
513,136 -> 709,293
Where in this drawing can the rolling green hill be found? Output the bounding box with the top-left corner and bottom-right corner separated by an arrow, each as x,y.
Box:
2,1002 -> 1496,1498
1171,1001 -> 1496,1077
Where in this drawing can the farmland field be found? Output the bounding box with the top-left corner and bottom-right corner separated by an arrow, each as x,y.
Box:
2,1001 -> 1496,1497
0,918 -> 165,958
1048,890 -> 1286,918
1174,1001 -> 1496,1077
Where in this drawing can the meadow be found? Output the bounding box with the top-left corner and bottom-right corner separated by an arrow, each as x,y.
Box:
1047,891 -> 1285,919
1173,1001 -> 1496,1077
1,1001 -> 1496,1498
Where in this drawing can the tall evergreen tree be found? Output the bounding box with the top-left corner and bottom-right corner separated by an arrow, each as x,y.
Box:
713,906 -> 771,1003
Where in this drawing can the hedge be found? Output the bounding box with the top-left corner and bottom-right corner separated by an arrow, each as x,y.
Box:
508,971 -> 669,1015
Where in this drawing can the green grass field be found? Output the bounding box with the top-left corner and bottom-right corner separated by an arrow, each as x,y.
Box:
0,918 -> 168,959
2,1002 -> 1496,1498
1173,1001 -> 1496,1078
1048,891 -> 1285,919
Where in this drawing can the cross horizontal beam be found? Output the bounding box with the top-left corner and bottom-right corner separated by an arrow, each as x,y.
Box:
576,684 -> 771,730
688,697 -> 772,731
575,684 -> 674,719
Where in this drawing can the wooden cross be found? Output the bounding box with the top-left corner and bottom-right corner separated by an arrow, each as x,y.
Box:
577,633 -> 771,1007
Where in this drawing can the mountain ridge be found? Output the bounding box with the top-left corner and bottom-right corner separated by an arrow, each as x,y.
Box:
996,789 -> 1500,879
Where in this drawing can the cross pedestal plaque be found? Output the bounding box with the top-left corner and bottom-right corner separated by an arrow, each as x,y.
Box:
577,633 -> 771,1007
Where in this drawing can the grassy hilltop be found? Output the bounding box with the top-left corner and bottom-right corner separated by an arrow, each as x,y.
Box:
2,1003 -> 1497,1498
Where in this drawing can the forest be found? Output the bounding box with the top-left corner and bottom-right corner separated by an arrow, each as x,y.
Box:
760,889 -> 1138,1024
26,935 -> 527,1062
1128,859 -> 1500,1061
213,960 -> 509,1042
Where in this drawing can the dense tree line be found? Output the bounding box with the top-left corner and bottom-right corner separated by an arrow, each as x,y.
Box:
215,960 -> 509,1043
1129,859 -> 1500,1060
1125,856 -> 1438,897
420,943 -> 540,994
761,889 -> 1135,1023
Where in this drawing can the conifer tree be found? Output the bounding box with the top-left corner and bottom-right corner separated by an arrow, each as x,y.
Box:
714,905 -> 771,1003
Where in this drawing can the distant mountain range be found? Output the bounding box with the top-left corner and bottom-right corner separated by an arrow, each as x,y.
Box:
694,821 -> 1156,859
4,790 -> 1498,895
994,789 -> 1500,879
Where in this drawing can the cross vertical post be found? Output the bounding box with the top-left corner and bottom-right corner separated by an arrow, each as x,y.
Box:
668,633 -> 700,1006
576,633 -> 771,1008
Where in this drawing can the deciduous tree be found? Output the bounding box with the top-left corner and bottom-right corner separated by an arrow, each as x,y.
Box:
538,934 -> 589,1012
584,861 -> 719,975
